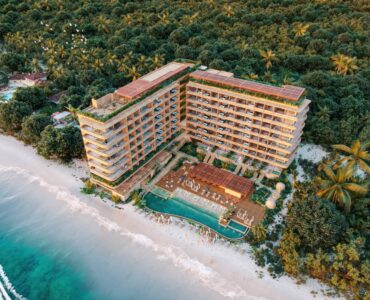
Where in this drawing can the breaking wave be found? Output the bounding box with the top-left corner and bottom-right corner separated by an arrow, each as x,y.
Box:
0,264 -> 26,300
0,165 -> 267,300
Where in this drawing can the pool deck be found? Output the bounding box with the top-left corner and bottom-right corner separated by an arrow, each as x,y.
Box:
155,162 -> 265,227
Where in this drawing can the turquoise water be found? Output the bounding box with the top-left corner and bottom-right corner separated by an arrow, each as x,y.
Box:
0,236 -> 93,300
0,90 -> 15,101
228,220 -> 247,233
144,193 -> 245,240
0,171 -> 227,300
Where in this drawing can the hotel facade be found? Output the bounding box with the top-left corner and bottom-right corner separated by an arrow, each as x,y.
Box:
77,61 -> 310,186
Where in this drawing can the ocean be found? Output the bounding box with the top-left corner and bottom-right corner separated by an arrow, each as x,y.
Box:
0,167 -> 230,300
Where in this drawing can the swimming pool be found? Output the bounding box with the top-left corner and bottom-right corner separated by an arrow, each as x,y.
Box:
144,192 -> 246,240
228,220 -> 248,233
0,89 -> 16,101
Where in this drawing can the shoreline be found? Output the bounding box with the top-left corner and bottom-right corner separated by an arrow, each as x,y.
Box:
0,135 -> 334,300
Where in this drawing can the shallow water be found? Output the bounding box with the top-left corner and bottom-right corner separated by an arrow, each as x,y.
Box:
0,169 -> 228,300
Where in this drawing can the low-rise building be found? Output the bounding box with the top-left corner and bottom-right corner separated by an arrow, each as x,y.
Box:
8,72 -> 48,88
52,111 -> 73,129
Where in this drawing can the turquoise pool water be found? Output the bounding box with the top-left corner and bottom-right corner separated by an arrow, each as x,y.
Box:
0,90 -> 16,101
228,220 -> 248,233
144,193 -> 245,240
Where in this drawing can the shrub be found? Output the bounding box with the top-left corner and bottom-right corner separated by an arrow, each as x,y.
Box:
111,194 -> 122,204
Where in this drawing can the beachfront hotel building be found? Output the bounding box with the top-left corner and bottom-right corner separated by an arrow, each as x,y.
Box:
77,61 -> 192,183
77,61 -> 310,185
185,69 -> 310,170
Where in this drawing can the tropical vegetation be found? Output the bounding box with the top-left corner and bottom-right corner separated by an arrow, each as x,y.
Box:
0,0 -> 368,147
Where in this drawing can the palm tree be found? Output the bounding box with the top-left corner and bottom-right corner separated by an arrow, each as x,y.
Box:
126,66 -> 141,81
241,73 -> 258,80
92,59 -> 104,72
57,46 -> 67,59
223,5 -> 234,17
316,105 -> 332,121
181,13 -> 199,25
50,65 -> 64,79
332,140 -> 370,173
251,223 -> 267,241
137,55 -> 148,71
77,54 -> 90,67
238,41 -> 249,52
259,50 -> 276,70
123,51 -> 134,63
123,14 -> 133,25
317,165 -> 368,212
30,58 -> 40,73
331,54 -> 358,76
206,0 -> 215,7
294,23 -> 310,36
263,71 -> 277,83
158,12 -> 170,25
106,52 -> 118,67
131,190 -> 142,206
150,54 -> 164,69
96,16 -> 110,33
117,61 -> 128,73
46,57 -> 57,70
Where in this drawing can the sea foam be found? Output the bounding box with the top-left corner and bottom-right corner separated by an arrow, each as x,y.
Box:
0,165 -> 268,300
0,264 -> 26,300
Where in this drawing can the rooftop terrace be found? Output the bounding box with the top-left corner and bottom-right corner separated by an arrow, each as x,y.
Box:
81,62 -> 192,120
190,70 -> 305,102
116,62 -> 191,100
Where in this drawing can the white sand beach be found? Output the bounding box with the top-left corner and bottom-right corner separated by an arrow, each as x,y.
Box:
0,135 -> 334,300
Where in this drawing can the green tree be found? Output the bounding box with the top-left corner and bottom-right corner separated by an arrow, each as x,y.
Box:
0,69 -> 9,86
13,87 -> 47,110
0,101 -> 32,133
329,238 -> 369,299
287,195 -> 347,250
251,223 -> 267,242
21,113 -> 51,145
305,249 -> 330,281
278,229 -> 301,276
317,165 -> 368,212
37,125 -> 84,162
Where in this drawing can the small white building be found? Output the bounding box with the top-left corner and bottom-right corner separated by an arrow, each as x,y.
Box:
52,111 -> 72,128
8,73 -> 48,88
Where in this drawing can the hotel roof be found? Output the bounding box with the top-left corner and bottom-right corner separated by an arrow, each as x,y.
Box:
116,62 -> 191,100
189,163 -> 254,197
190,70 -> 305,102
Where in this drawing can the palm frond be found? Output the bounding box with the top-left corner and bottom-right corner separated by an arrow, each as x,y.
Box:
323,166 -> 337,182
332,144 -> 353,154
358,159 -> 370,173
333,156 -> 349,169
352,140 -> 361,155
343,183 -> 368,194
